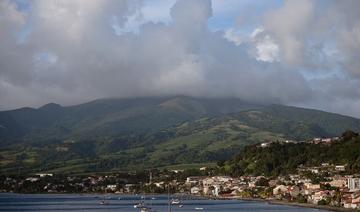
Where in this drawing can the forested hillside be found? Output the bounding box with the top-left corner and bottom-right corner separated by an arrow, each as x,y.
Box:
1,96 -> 360,174
219,131 -> 360,176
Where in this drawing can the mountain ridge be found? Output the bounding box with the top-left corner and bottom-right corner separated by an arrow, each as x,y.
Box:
0,96 -> 359,174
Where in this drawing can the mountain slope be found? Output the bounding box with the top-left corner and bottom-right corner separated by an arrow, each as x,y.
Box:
261,105 -> 360,137
231,105 -> 360,140
0,96 -> 261,143
218,131 -> 360,176
0,97 -> 359,174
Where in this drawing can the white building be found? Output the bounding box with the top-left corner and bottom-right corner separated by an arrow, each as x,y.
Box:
199,167 -> 207,171
335,165 -> 346,171
106,184 -> 117,191
273,185 -> 288,195
154,182 -> 164,188
186,176 -> 203,184
260,143 -> 270,148
25,177 -> 39,182
36,173 -> 53,177
213,184 -> 222,196
191,186 -> 201,194
171,169 -> 184,173
348,178 -> 360,192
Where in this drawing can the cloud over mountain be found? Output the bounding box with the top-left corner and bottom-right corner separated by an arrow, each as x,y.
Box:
0,0 -> 360,117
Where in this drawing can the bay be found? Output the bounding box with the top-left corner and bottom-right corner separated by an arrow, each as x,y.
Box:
0,193 -> 327,211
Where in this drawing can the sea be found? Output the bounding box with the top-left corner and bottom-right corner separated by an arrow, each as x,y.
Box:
0,193 -> 327,212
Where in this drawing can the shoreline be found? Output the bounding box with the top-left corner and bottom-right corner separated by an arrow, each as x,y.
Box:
1,192 -> 356,211
219,197 -> 355,212
266,200 -> 355,212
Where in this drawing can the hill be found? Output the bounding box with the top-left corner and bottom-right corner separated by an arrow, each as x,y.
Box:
0,96 -> 360,174
218,131 -> 360,176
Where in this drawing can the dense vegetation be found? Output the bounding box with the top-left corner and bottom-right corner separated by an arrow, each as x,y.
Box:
219,131 -> 360,176
1,96 -> 360,174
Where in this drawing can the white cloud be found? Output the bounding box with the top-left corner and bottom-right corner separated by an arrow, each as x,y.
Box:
1,0 -> 360,118
264,0 -> 315,65
255,35 -> 279,62
223,28 -> 242,46
250,27 -> 279,62
250,27 -> 264,38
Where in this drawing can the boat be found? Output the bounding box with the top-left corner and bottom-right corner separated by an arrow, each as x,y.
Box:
99,194 -> 109,205
99,200 -> 109,205
135,201 -> 156,211
195,207 -> 204,210
134,201 -> 145,208
178,204 -> 183,208
139,206 -> 153,212
171,199 -> 180,204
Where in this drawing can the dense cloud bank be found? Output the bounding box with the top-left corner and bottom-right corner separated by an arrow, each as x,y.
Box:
0,0 -> 360,117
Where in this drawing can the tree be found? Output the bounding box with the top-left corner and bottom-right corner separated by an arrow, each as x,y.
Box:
255,177 -> 269,187
342,130 -> 358,140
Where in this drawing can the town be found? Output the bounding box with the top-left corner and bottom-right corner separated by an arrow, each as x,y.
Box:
1,135 -> 360,211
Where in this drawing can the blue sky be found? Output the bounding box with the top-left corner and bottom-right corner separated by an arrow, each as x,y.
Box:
117,0 -> 284,33
14,0 -> 283,43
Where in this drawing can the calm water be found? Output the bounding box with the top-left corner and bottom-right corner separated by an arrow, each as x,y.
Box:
0,193 -> 327,212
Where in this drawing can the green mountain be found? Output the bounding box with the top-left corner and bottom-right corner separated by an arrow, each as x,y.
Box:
218,131 -> 360,176
0,97 -> 260,142
0,96 -> 359,174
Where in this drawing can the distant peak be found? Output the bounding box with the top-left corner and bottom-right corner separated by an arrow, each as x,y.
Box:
39,103 -> 62,110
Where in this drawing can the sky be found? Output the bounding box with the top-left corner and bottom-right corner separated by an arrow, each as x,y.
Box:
1,0 -> 360,118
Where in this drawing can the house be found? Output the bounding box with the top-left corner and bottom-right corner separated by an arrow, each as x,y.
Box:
154,181 -> 164,188
309,190 -> 331,204
248,181 -> 256,188
310,168 -> 319,174
284,140 -> 296,144
106,184 -> 117,191
25,177 -> 39,182
289,186 -> 300,197
202,177 -> 215,187
343,194 -> 353,209
217,176 -> 233,182
312,138 -> 321,144
191,186 -> 201,194
260,142 -> 271,148
273,185 -> 288,195
350,192 -> 360,209
36,173 -> 53,177
328,179 -> 347,188
335,165 -> 346,172
321,138 -> 332,144
347,178 -> 360,191
186,176 -> 203,184
343,192 -> 360,209
213,184 -> 222,196
304,183 -> 321,190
